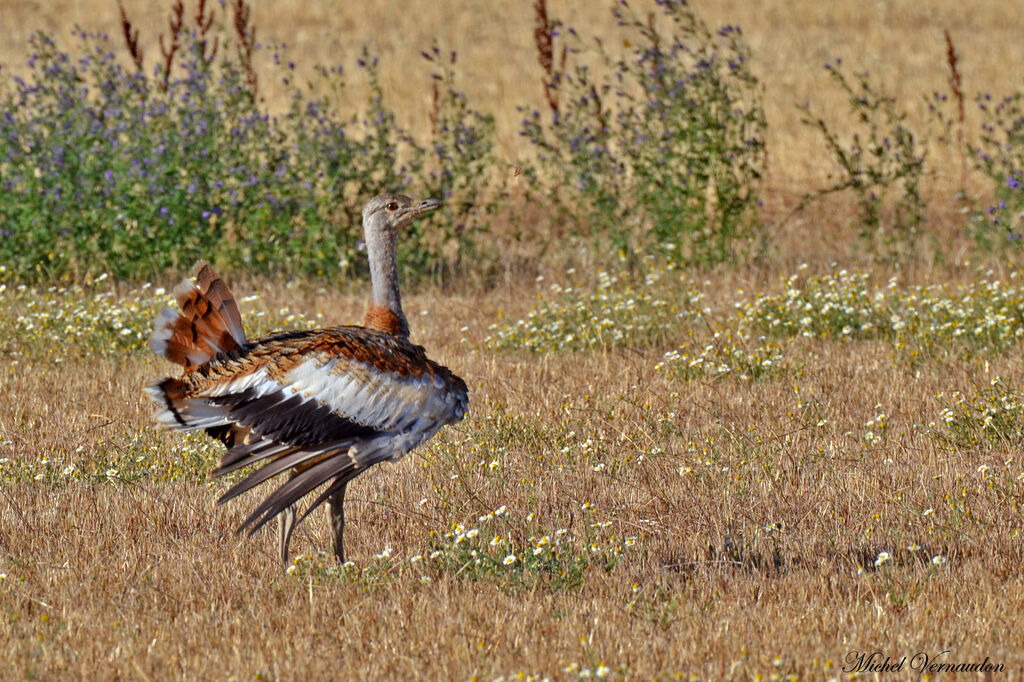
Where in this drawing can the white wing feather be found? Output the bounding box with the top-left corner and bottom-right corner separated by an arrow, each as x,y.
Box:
153,355 -> 465,463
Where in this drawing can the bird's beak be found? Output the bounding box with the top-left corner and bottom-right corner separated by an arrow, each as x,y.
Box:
393,198 -> 441,231
411,198 -> 441,217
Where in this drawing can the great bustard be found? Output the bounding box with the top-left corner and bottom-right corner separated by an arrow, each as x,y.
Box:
145,194 -> 469,564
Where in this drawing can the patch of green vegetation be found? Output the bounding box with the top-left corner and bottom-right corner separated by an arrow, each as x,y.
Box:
485,262 -> 703,352
738,266 -> 1024,356
0,428 -> 219,485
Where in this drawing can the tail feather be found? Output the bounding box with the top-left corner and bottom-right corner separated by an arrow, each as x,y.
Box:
149,261 -> 247,370
145,377 -> 191,428
146,376 -> 239,431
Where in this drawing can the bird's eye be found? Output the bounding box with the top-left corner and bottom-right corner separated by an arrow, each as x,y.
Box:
386,201 -> 399,211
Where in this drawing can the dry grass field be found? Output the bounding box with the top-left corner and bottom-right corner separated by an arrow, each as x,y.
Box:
4,263 -> 1024,679
2,0 -> 1024,680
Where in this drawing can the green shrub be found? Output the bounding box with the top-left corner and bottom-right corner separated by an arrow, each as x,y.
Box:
521,0 -> 766,267
0,14 -> 499,283
798,60 -> 927,261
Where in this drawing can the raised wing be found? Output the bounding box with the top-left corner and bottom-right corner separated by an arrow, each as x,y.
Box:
150,262 -> 247,370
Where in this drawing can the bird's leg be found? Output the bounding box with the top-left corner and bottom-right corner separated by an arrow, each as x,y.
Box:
326,480 -> 349,563
277,504 -> 296,565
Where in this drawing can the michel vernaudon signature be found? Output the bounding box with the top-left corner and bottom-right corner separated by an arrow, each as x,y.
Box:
843,650 -> 1005,674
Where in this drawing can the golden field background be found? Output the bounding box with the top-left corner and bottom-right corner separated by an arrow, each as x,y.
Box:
1,1 -> 1024,680
2,0 -> 1022,192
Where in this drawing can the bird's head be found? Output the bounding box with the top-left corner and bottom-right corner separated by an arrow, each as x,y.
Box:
362,193 -> 441,236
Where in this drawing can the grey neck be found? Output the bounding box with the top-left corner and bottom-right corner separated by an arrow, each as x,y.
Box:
365,226 -> 409,337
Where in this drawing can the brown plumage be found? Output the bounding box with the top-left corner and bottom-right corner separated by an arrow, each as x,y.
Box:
151,263 -> 246,370
146,194 -> 468,564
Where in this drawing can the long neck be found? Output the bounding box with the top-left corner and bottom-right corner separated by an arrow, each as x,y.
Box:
362,226 -> 410,337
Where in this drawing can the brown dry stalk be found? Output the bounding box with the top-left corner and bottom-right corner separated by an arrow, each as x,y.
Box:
533,0 -> 560,119
944,29 -> 967,189
646,11 -> 659,51
233,0 -> 258,96
118,0 -> 218,84
117,0 -> 144,71
590,84 -> 606,129
159,0 -> 184,91
533,0 -> 552,77
429,74 -> 441,136
194,0 -> 220,65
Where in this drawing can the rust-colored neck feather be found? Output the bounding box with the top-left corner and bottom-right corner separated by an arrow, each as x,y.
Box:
363,220 -> 409,338
363,304 -> 408,337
